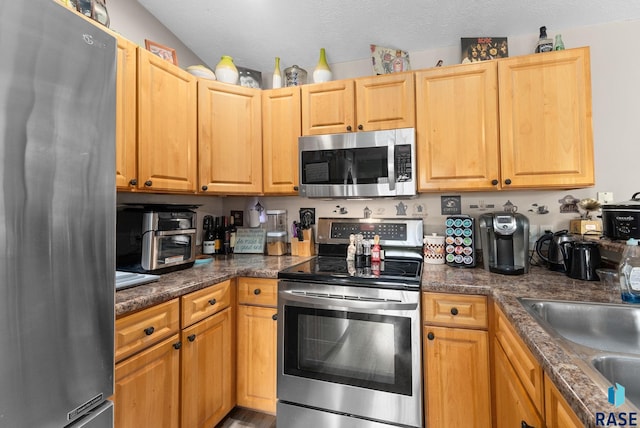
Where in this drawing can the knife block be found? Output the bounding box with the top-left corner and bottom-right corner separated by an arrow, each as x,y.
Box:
291,229 -> 315,257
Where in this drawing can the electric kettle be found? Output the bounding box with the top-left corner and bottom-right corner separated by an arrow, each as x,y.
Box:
535,230 -> 575,272
559,240 -> 601,281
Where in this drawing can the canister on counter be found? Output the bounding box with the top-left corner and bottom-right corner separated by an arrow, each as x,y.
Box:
423,233 -> 445,264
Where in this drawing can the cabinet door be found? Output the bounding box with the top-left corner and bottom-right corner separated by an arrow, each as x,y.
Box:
181,307 -> 235,428
355,72 -> 415,131
301,80 -> 355,135
262,87 -> 301,195
545,372 -> 584,428
115,36 -> 137,190
415,62 -> 500,191
237,304 -> 277,413
198,80 -> 262,194
494,340 -> 544,428
423,326 -> 491,428
137,49 -> 197,192
498,47 -> 594,189
114,334 -> 181,428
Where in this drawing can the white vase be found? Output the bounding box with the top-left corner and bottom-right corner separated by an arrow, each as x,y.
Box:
313,48 -> 332,83
215,55 -> 239,85
272,57 -> 282,89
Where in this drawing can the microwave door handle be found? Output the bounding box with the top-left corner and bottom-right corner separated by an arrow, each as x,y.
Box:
154,229 -> 197,237
387,144 -> 396,190
282,290 -> 418,311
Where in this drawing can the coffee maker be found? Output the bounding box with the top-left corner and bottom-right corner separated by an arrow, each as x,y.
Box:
479,212 -> 530,275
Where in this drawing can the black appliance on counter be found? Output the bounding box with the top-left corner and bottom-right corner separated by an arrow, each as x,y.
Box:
116,204 -> 198,274
602,192 -> 640,240
277,217 -> 424,428
478,212 -> 530,275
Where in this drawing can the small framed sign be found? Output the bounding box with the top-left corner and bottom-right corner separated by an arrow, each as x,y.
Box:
234,228 -> 266,254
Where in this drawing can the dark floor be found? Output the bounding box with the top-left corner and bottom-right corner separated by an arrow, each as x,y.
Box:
216,407 -> 276,428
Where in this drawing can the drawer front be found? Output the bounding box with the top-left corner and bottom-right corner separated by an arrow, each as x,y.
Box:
237,277 -> 277,307
115,299 -> 180,362
181,279 -> 232,327
423,292 -> 488,329
494,304 -> 544,414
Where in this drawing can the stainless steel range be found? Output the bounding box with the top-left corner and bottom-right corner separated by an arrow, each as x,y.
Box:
277,218 -> 424,428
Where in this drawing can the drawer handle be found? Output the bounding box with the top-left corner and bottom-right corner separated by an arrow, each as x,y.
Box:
253,288 -> 261,295
272,313 -> 278,321
427,332 -> 435,340
173,341 -> 182,350
144,326 -> 155,336
521,421 -> 536,428
144,180 -> 152,187
450,307 -> 459,316
208,298 -> 217,306
187,334 -> 196,342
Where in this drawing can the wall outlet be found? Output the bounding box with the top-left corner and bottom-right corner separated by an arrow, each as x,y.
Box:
529,224 -> 540,250
597,192 -> 614,204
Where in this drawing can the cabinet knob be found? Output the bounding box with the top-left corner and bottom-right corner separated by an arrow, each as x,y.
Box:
491,179 -> 499,186
450,307 -> 459,316
272,313 -> 278,321
144,326 -> 155,336
357,124 -> 363,130
504,178 -> 512,185
129,178 -> 137,186
173,341 -> 182,350
144,180 -> 152,187
293,186 -> 299,191
208,298 -> 217,306
187,334 -> 196,342
253,288 -> 261,295
201,185 -> 208,191
521,421 -> 536,428
346,125 -> 352,131
427,332 -> 435,340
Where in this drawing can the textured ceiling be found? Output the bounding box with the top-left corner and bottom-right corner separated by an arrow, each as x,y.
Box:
137,0 -> 640,73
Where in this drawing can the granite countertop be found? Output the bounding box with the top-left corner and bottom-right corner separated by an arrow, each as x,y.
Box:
116,254 -> 629,427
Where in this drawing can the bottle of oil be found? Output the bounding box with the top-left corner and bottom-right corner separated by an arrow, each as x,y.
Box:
535,26 -> 553,53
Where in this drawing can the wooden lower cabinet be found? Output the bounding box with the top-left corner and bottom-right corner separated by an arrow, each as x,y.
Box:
423,326 -> 491,427
494,339 -> 544,428
181,306 -> 234,428
114,334 -> 181,428
544,372 -> 584,428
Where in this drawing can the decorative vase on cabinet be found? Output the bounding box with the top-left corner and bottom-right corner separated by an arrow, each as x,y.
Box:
215,55 -> 239,84
272,57 -> 282,89
313,48 -> 332,83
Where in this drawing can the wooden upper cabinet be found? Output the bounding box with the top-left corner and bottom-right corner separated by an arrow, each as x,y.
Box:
354,72 -> 415,131
498,47 -> 594,189
301,73 -> 415,135
198,81 -> 263,194
114,35 -> 138,190
137,49 -> 197,192
301,80 -> 355,135
262,87 -> 301,195
415,62 -> 500,192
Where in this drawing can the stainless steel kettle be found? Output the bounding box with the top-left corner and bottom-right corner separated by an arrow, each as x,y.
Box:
559,240 -> 601,281
535,230 -> 575,272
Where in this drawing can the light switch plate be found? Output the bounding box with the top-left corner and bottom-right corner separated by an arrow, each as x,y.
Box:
597,192 -> 614,204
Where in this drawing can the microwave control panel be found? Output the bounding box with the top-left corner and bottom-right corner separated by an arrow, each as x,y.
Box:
395,144 -> 413,182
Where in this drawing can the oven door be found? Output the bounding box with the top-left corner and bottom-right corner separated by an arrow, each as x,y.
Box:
277,280 -> 422,427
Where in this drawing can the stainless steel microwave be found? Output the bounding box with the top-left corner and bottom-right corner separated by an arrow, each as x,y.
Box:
298,128 -> 416,198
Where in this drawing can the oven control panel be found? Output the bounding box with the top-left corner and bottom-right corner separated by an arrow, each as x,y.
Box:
330,223 -> 407,241
316,218 -> 423,247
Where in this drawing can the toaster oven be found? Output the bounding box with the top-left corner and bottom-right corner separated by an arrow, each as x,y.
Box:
116,204 -> 198,274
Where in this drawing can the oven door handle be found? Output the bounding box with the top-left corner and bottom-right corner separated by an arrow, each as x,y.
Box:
154,229 -> 197,237
282,291 -> 418,311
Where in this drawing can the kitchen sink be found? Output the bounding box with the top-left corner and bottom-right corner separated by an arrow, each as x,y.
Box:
592,355 -> 640,407
519,298 -> 640,354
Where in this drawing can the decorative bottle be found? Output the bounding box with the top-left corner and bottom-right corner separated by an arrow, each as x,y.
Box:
215,55 -> 239,84
371,235 -> 381,262
619,238 -> 640,303
534,26 -> 553,53
554,34 -> 565,51
346,234 -> 356,261
272,57 -> 282,89
312,48 -> 332,83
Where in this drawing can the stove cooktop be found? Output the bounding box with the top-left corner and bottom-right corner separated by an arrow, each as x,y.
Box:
278,256 -> 423,289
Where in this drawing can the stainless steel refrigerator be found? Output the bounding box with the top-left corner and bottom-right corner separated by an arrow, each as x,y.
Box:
1,1 -> 116,426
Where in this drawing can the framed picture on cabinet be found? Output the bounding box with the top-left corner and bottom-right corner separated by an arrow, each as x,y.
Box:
237,66 -> 262,89
144,39 -> 178,66
370,44 -> 411,75
461,37 -> 508,63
